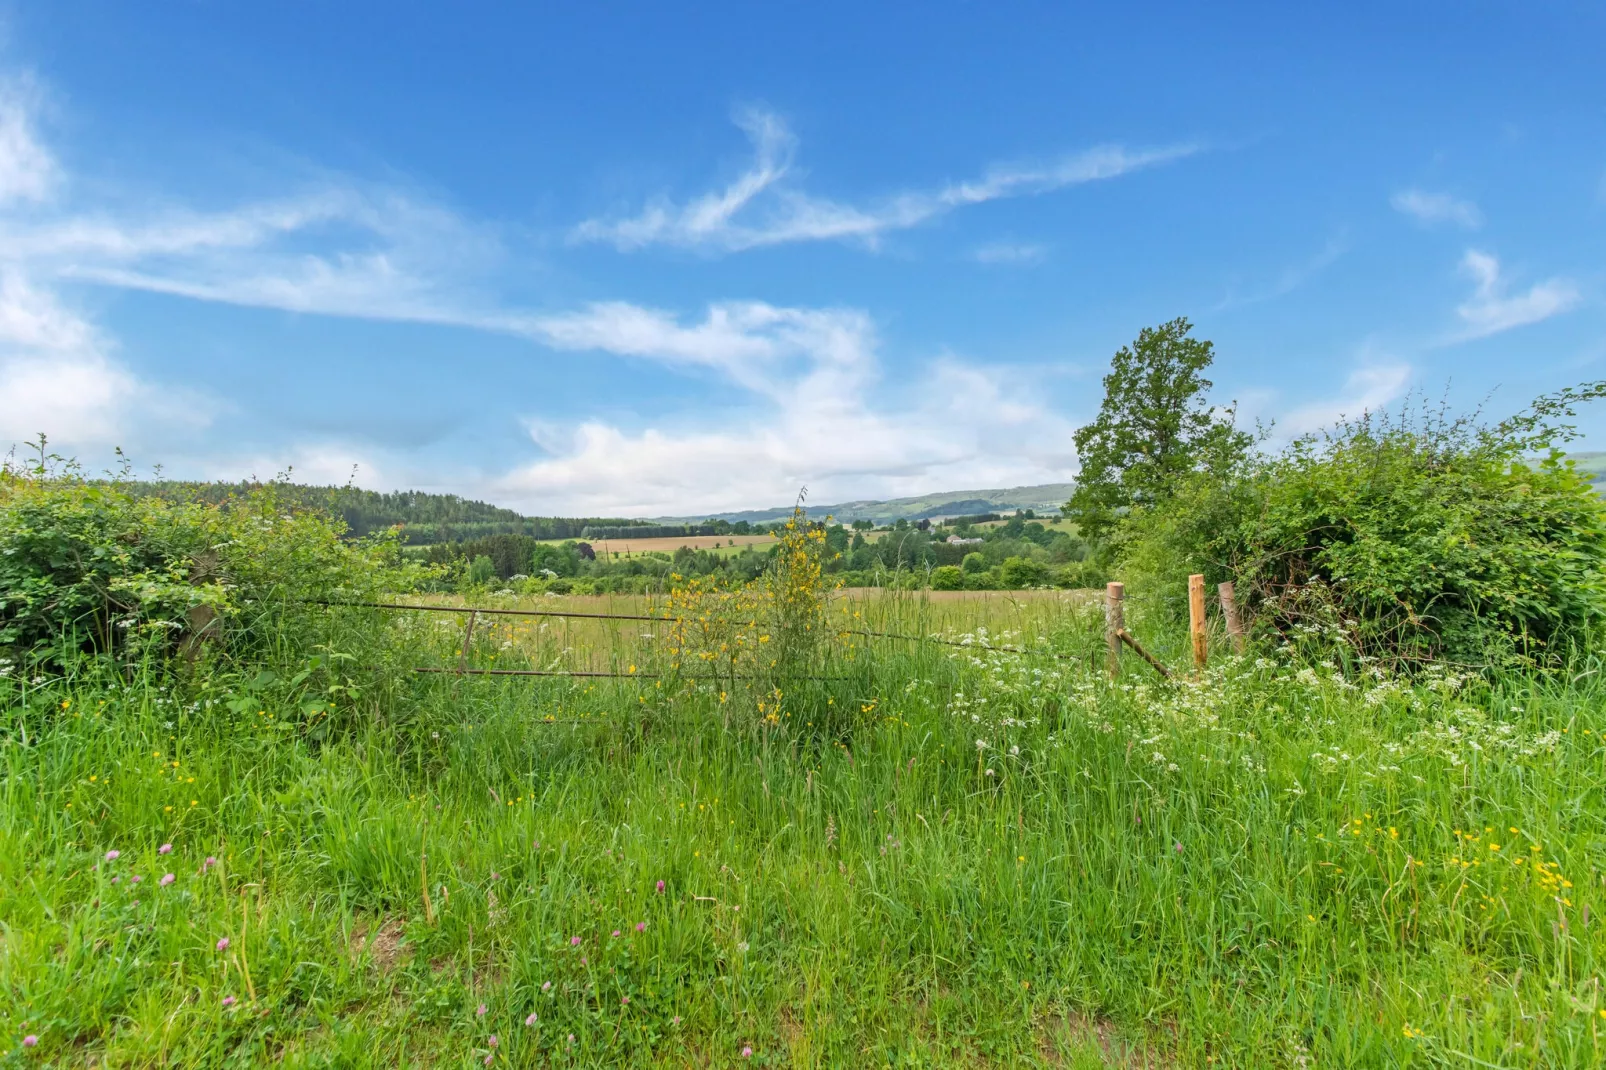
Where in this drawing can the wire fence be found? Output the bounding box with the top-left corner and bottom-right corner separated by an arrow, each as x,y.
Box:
309,598 -> 1091,678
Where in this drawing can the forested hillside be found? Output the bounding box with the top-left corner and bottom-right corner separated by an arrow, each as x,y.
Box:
120,481 -> 646,544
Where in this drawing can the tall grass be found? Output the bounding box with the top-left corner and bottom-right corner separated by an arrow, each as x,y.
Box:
2,584 -> 1604,1066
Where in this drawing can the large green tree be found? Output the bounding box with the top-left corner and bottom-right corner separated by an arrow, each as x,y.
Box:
1064,317 -> 1250,540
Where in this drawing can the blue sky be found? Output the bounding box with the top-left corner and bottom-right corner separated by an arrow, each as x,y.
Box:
1,2 -> 1602,516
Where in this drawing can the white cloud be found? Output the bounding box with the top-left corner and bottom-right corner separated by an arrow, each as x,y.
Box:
1279,360 -> 1412,436
493,302 -> 1079,515
1391,189 -> 1482,229
0,76 -> 56,205
972,241 -> 1048,266
572,108 -> 1196,253
0,269 -> 211,451
1453,249 -> 1579,340
1213,234 -> 1348,311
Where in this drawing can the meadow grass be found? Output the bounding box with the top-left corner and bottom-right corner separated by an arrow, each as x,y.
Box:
2,590 -> 1604,1067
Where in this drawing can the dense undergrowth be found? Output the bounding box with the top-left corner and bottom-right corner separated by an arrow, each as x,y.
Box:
3,590 -> 1605,1067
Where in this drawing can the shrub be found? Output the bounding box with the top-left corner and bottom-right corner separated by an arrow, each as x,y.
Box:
466,555 -> 496,586
961,552 -> 987,574
999,556 -> 1050,589
1121,388 -> 1606,666
930,565 -> 965,590
0,458 -> 414,671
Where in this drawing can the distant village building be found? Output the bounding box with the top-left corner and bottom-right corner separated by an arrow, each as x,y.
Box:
946,535 -> 984,546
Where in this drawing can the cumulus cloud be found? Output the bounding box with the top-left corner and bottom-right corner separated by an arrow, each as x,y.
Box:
1453,249 -> 1579,341
0,269 -> 210,452
1390,189 -> 1482,229
572,108 -> 1196,253
493,302 -> 1080,515
0,80 -> 228,455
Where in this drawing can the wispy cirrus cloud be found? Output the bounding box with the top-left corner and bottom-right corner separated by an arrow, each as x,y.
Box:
0,76 -> 57,205
1277,358 -> 1413,436
0,74 -> 1087,509
972,241 -> 1048,266
1213,233 -> 1348,311
1452,249 -> 1579,341
571,107 -> 1197,253
1391,188 -> 1482,229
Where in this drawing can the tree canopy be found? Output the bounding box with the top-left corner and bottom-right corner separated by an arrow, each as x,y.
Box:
1064,317 -> 1251,539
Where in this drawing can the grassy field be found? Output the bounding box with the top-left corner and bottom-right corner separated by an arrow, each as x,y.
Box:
564,535 -> 777,560
3,587 -> 1605,1066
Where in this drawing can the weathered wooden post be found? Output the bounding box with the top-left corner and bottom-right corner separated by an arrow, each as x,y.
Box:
1218,581 -> 1246,654
1105,581 -> 1124,678
1188,574 -> 1207,673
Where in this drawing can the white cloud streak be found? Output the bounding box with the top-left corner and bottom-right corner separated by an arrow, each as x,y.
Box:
972,241 -> 1048,266
1278,360 -> 1413,436
572,108 -> 1196,253
0,76 -> 56,205
1391,189 -> 1482,229
1453,249 -> 1579,341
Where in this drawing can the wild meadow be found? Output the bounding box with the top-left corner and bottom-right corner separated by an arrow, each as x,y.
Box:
4,563 -> 1606,1066
6,357 -> 1606,1066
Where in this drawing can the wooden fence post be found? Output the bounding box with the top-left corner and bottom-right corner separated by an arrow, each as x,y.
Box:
1218,581 -> 1246,654
1105,581 -> 1124,679
1188,574 -> 1207,673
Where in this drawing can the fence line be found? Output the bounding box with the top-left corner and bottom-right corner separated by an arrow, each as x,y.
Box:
310,599 -> 664,623
310,599 -> 1098,676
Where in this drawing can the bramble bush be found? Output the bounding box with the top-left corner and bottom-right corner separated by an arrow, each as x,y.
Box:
1120,387 -> 1606,667
0,450 -> 418,675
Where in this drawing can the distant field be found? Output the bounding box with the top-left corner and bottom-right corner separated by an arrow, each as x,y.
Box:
551,533 -> 776,558
396,587 -> 1097,673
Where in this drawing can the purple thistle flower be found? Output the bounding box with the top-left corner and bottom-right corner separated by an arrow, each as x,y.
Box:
159,873 -> 175,887
105,850 -> 120,862
742,1046 -> 753,1058
22,1034 -> 38,1047
611,929 -> 620,938
158,843 -> 172,855
217,937 -> 230,951
655,880 -> 665,893
569,935 -> 581,946
636,921 -> 646,932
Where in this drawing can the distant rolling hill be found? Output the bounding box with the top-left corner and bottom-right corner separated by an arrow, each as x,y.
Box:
1571,452 -> 1606,486
659,484 -> 1077,525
